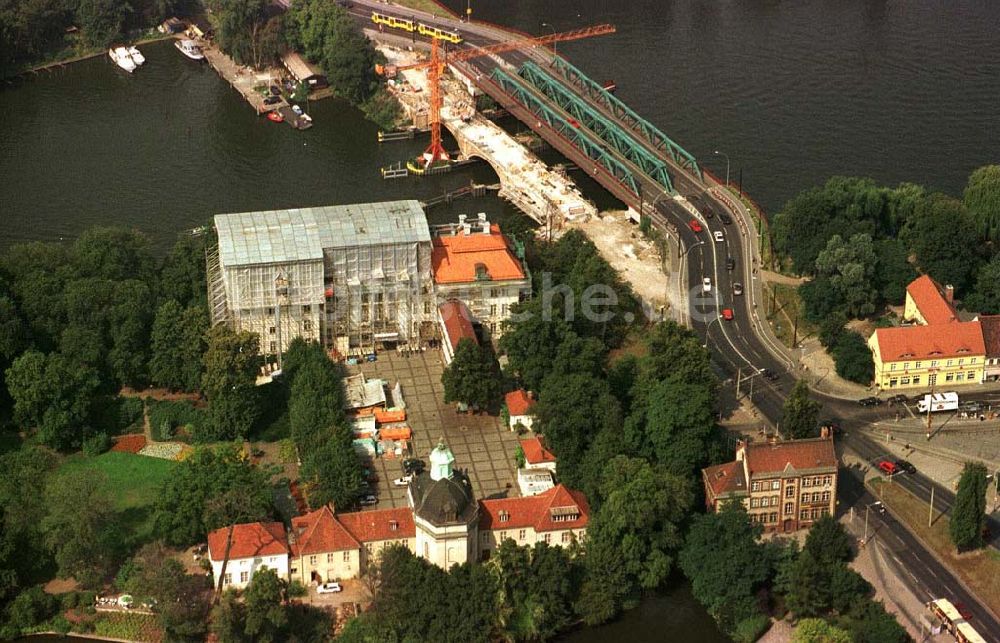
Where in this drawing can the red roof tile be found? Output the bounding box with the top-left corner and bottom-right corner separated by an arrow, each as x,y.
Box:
208,522 -> 289,562
479,484 -> 589,532
907,274 -> 958,325
980,315 -> 1000,358
432,224 -> 526,284
520,436 -> 555,465
873,321 -> 985,362
703,460 -> 746,498
744,438 -> 837,476
337,507 -> 415,543
289,505 -> 360,556
439,300 -> 478,353
506,390 -> 533,417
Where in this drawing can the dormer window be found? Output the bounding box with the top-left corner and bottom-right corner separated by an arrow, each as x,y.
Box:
549,506 -> 580,522
499,511 -> 510,523
389,520 -> 398,531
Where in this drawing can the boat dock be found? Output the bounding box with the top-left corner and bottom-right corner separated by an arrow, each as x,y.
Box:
201,43 -> 278,115
276,105 -> 313,130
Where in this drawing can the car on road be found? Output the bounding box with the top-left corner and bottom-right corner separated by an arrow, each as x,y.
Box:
726,256 -> 736,271
359,493 -> 378,506
402,458 -> 425,475
858,396 -> 882,407
954,602 -> 974,620
702,277 -> 712,292
713,230 -> 724,243
760,368 -> 779,381
733,282 -> 743,295
887,394 -> 908,406
719,213 -> 733,225
877,460 -> 898,475
317,582 -> 342,594
722,308 -> 734,321
688,219 -> 703,233
393,474 -> 413,487
894,460 -> 917,474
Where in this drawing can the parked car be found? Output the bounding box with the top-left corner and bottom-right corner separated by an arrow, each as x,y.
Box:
732,282 -> 743,296
887,394 -> 908,406
858,396 -> 882,407
726,256 -> 736,271
702,277 -> 712,293
713,230 -> 724,243
688,219 -> 703,233
719,213 -> 733,225
722,308 -> 734,321
359,494 -> 378,506
402,458 -> 425,475
393,474 -> 413,487
877,460 -> 898,475
317,582 -> 342,594
894,459 -> 917,474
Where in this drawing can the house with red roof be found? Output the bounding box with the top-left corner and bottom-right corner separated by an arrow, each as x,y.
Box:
505,389 -> 535,431
868,275 -> 986,390
978,315 -> 1000,382
519,436 -> 556,473
702,434 -> 837,534
438,299 -> 478,365
208,522 -> 290,590
478,484 -> 589,555
431,215 -> 531,339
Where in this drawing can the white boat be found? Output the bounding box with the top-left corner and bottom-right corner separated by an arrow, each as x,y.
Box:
126,46 -> 145,66
174,39 -> 205,61
109,47 -> 136,73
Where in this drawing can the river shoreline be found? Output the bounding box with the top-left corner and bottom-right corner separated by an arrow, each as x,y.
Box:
9,33 -> 177,80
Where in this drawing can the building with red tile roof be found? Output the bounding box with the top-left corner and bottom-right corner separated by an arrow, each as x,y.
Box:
478,484 -> 589,553
288,506 -> 361,583
701,436 -> 837,534
979,315 -> 1000,381
337,507 -> 416,545
905,274 -> 958,325
519,436 -> 556,471
438,299 -> 477,365
431,215 -> 531,340
207,522 -> 290,590
506,390 -> 535,430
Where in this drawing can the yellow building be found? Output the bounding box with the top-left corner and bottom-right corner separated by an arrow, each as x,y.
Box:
869,275 -> 986,390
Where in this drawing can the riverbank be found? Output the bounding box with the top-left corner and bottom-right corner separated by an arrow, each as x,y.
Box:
9,31 -> 175,80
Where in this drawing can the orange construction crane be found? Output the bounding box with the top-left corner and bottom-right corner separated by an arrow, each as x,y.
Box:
380,23 -> 616,169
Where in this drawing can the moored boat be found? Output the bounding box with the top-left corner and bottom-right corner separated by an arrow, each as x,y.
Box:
127,46 -> 145,66
175,39 -> 205,61
266,111 -> 284,123
109,47 -> 136,73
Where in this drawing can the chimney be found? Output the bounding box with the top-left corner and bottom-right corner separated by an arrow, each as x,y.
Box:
477,212 -> 489,233
945,284 -> 954,303
820,425 -> 831,440
457,214 -> 467,235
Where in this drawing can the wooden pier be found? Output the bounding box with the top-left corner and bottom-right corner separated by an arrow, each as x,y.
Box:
201,43 -> 279,115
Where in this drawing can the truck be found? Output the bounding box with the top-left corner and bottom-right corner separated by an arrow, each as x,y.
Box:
917,391 -> 959,414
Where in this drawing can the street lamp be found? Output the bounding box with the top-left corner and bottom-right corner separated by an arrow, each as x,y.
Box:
679,239 -> 705,258
714,150 -> 730,187
702,314 -> 721,349
541,22 -> 557,59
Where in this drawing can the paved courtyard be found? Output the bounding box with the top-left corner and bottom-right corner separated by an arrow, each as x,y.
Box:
344,348 -> 523,510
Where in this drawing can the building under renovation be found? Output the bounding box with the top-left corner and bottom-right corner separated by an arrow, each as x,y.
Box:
208,201 -> 435,357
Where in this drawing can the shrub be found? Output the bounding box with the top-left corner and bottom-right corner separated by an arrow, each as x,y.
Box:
82,432 -> 112,456
278,438 -> 297,464
147,400 -> 207,442
4,586 -> 59,635
732,614 -> 771,643
831,331 -> 874,385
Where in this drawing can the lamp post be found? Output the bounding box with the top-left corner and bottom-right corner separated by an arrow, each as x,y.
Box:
703,314 -> 721,349
541,22 -> 557,59
714,150 -> 730,187
465,0 -> 471,22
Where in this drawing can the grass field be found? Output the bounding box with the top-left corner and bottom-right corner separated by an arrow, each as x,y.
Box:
390,0 -> 456,19
766,283 -> 817,348
870,478 -> 1000,618
58,451 -> 177,544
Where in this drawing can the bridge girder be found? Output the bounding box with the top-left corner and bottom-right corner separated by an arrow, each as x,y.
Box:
518,61 -> 675,195
550,57 -> 703,180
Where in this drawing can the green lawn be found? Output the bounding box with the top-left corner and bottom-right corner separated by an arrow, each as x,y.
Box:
58,451 -> 176,543
390,0 -> 457,19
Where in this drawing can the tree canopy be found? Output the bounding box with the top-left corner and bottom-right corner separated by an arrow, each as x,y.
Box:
202,326 -> 261,440
441,338 -> 501,409
782,380 -> 821,439
950,462 -> 988,552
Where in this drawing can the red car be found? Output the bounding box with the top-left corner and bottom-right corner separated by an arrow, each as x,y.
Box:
688,219 -> 703,233
877,460 -> 898,475
722,308 -> 734,321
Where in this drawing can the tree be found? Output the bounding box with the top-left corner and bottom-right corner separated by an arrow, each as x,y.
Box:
950,462 -> 988,552
159,233 -> 208,309
783,549 -> 871,617
75,0 -> 130,48
72,226 -> 154,284
488,541 -> 580,640
500,310 -> 576,392
964,255 -> 1000,315
874,238 -> 916,305
903,194 -> 981,291
579,457 -> 691,623
679,503 -> 772,636
830,331 -> 874,385
836,598 -> 909,643
153,446 -> 274,547
794,618 -> 852,643
803,515 -> 854,566
626,378 -> 715,479
964,165 -> 1000,243
303,438 -> 362,510
119,542 -> 209,640
5,350 -> 100,450
1,586 -> 59,638
41,468 -> 122,586
243,567 -> 288,642
150,301 -> 208,391
441,338 -> 500,409
210,590 -> 247,643
202,326 -> 261,440
813,233 -> 879,317
212,0 -> 270,67
0,448 -> 56,605
782,379 -> 821,439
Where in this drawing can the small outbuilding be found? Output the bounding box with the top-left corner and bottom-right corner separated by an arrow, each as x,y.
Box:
282,51 -> 329,88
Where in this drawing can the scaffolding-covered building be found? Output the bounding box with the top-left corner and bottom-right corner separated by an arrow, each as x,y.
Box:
208,201 -> 435,356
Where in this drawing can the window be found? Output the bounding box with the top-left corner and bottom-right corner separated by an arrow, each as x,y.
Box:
751,482 -> 760,492
500,531 -> 508,541
929,373 -> 938,386
771,496 -> 779,507
822,491 -> 831,502
959,358 -> 965,365
240,571 -> 248,583
518,529 -> 526,540
224,573 -> 232,585
269,341 -> 276,353
481,532 -> 488,543
784,502 -> 794,515
913,376 -> 921,385
544,533 -> 551,543
266,307 -> 274,315
561,532 -> 571,543
769,512 -> 778,523
750,498 -> 760,508
947,359 -> 954,366
326,553 -> 334,564
971,358 -> 977,364
343,551 -> 351,562
968,371 -> 976,380
823,475 -> 831,486
303,319 -> 312,332
915,361 -> 922,368
946,373 -> 954,382
302,305 -> 311,313
800,493 -> 809,503
889,378 -> 898,387
490,304 -> 497,316
771,480 -> 780,490
309,555 -> 317,566
904,362 -> 909,370
803,477 -> 811,487
931,360 -> 938,367
269,326 -> 276,335
800,510 -> 809,520
890,364 -> 897,371
956,373 -> 964,381
900,377 -> 910,385
499,511 -> 510,523
785,485 -> 795,498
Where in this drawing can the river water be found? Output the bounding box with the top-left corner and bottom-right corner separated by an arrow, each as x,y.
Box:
2,0 -> 997,638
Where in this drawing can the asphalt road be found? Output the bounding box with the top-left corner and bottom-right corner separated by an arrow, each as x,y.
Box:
345,2 -> 1000,629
